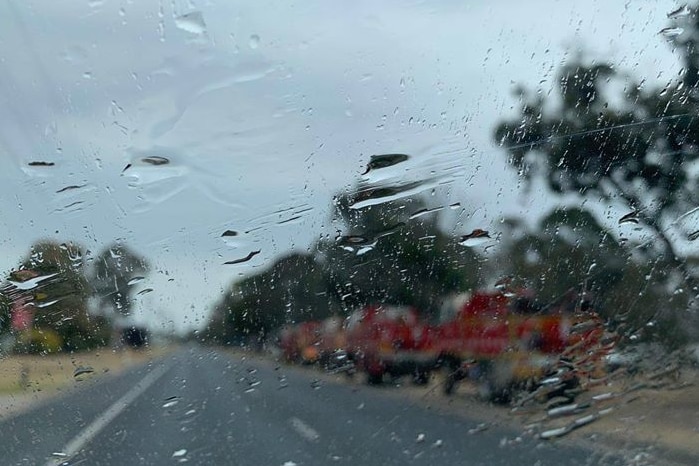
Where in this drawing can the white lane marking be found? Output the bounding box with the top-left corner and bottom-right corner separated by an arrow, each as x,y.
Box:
45,362 -> 171,466
289,417 -> 320,442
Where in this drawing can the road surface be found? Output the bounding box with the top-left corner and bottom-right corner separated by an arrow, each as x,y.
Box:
1,347 -> 627,465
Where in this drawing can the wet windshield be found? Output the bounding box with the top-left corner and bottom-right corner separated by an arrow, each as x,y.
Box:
1,1 -> 698,465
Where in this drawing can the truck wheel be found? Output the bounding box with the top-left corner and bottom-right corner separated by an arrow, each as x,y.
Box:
443,358 -> 463,395
343,365 -> 356,379
367,371 -> 384,385
474,361 -> 511,403
476,378 -> 511,403
364,354 -> 384,385
444,372 -> 458,395
413,370 -> 430,385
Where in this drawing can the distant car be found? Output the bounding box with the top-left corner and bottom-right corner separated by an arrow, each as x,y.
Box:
121,326 -> 149,348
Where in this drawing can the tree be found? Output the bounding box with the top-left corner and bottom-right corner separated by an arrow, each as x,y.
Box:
490,208 -> 688,347
322,192 -> 479,318
91,243 -> 149,321
207,252 -> 333,345
494,6 -> 699,327
490,208 -> 626,303
205,183 -> 482,344
10,240 -> 111,351
495,43 -> 699,282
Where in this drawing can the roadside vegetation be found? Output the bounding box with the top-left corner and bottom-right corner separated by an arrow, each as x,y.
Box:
0,241 -> 151,355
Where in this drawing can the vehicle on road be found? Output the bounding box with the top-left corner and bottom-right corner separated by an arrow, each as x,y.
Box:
344,305 -> 434,385
277,289 -> 614,401
434,290 -> 613,401
279,321 -> 323,364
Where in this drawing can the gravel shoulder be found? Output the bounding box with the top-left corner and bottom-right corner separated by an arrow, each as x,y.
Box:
0,345 -> 172,420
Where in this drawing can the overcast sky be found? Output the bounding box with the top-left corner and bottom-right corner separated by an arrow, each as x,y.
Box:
0,0 -> 684,332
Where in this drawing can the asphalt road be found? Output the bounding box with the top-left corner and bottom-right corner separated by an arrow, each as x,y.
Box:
0,347 -> 627,466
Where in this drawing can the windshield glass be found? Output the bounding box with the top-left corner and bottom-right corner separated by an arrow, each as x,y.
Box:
1,1 -> 698,465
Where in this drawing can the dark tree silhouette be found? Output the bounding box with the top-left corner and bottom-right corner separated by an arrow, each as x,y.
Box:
494,6 -> 699,297
91,243 -> 149,319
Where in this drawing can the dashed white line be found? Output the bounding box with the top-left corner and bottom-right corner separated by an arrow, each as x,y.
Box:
45,362 -> 171,466
289,417 -> 320,442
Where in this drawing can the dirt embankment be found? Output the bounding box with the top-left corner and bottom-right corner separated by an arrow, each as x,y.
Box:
426,370 -> 698,465
566,371 -> 699,465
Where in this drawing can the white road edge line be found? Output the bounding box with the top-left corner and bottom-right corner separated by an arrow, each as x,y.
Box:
289,417 -> 320,442
44,362 -> 172,466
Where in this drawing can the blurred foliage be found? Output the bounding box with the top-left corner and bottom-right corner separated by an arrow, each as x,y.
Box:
1,240 -> 146,353
490,208 -> 626,303
492,208 -> 689,349
493,6 -> 699,344
15,240 -> 110,351
322,193 -> 479,317
206,253 -> 332,345
205,192 -> 481,344
91,243 -> 149,319
13,327 -> 63,354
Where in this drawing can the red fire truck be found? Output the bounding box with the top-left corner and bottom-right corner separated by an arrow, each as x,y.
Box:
344,305 -> 434,384
279,316 -> 349,367
433,290 -> 611,400
279,321 -> 322,364
276,291 -> 612,400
